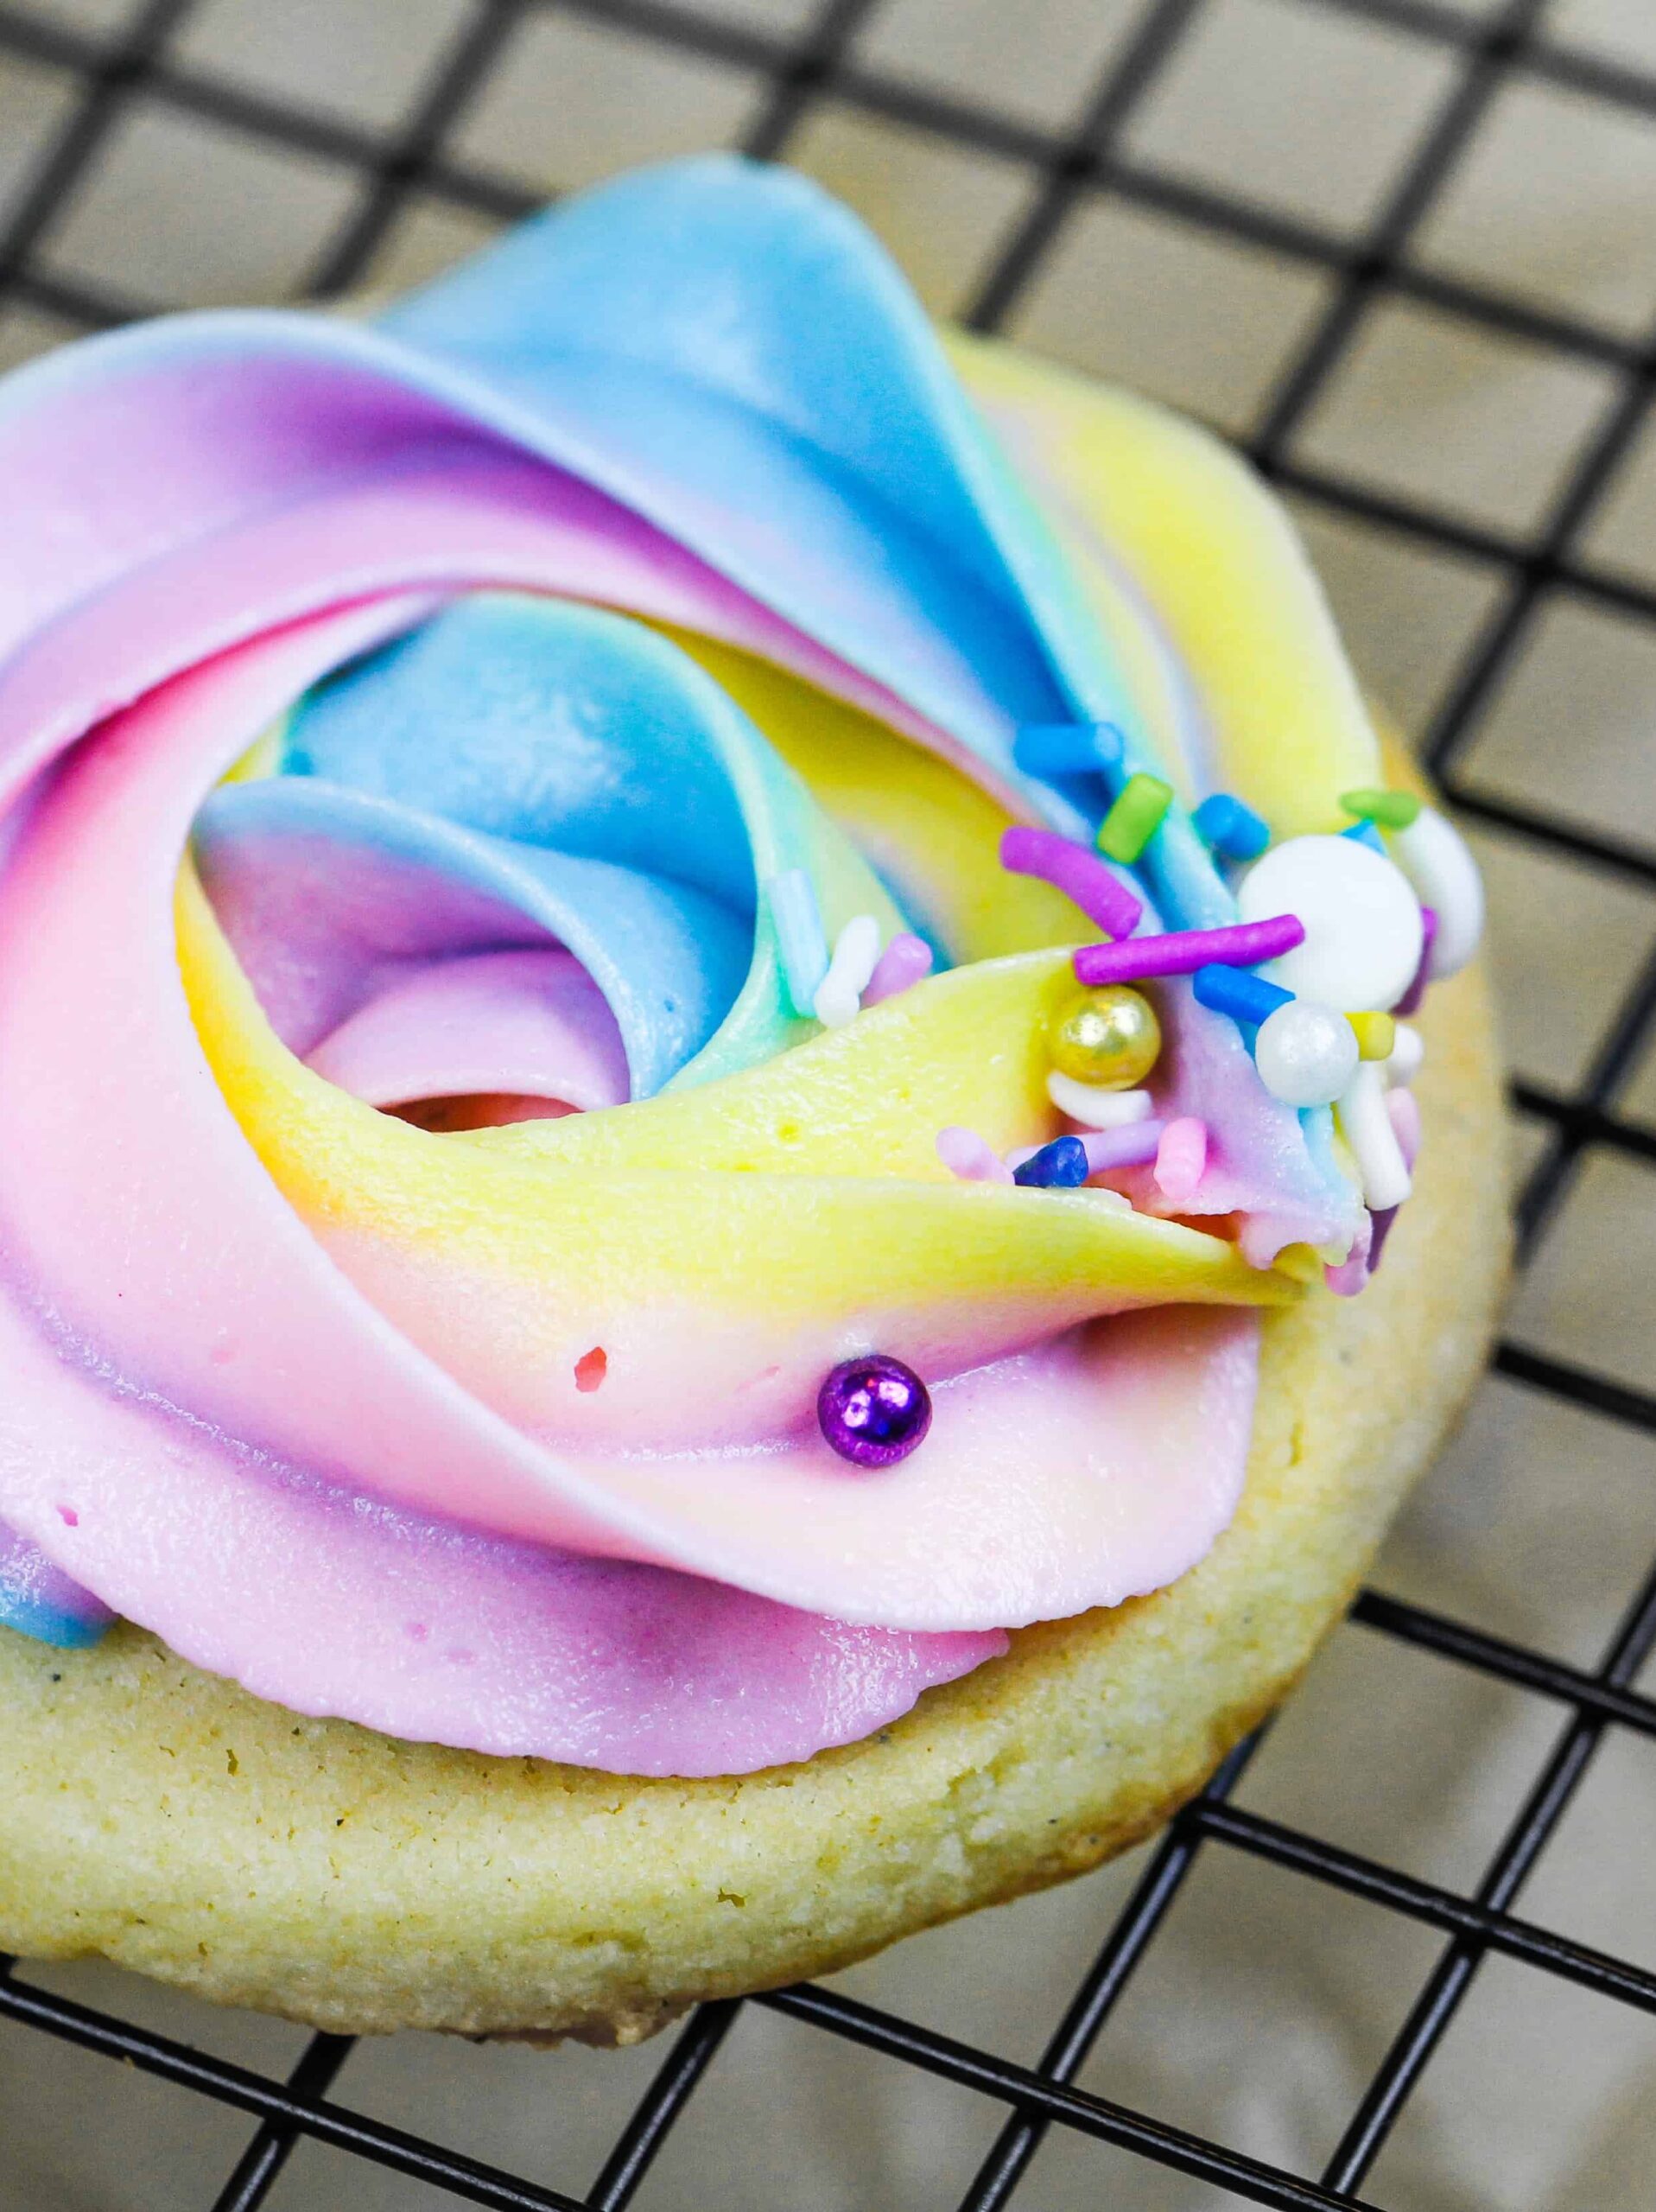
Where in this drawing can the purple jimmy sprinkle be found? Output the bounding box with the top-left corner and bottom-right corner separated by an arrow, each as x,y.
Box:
1077,1122 -> 1164,1173
1074,914 -> 1303,988
999,826 -> 1143,941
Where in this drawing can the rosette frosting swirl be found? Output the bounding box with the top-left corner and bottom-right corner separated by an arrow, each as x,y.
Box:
0,157 -> 1437,1775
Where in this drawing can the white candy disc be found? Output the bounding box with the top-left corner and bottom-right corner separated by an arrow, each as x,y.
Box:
1238,834 -> 1422,1013
1254,999 -> 1358,1109
1392,806 -> 1483,978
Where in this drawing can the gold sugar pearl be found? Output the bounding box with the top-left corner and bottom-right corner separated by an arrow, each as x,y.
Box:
1047,983 -> 1161,1090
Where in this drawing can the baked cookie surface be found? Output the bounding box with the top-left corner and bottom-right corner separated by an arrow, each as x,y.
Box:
0,955 -> 1504,2044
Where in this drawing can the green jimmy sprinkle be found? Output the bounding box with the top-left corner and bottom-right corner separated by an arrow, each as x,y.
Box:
1338,785 -> 1421,830
1096,772 -> 1173,865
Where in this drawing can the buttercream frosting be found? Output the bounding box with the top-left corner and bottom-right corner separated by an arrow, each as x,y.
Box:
0,156 -> 1471,1775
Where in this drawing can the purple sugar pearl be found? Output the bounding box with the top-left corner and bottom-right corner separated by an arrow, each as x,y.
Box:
817,1354 -> 933,1469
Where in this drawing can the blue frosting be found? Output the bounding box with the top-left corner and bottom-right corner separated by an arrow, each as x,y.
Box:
0,1525 -> 111,1650
379,157 -> 1233,931
0,159 -> 1342,1656
197,594 -> 910,1099
6,156 -> 1235,928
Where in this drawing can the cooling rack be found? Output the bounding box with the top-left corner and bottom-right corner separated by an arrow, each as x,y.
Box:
1,0 -> 1655,2204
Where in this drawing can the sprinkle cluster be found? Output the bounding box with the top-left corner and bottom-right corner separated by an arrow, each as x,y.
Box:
807,721 -> 1482,1470
981,725 -> 1481,1246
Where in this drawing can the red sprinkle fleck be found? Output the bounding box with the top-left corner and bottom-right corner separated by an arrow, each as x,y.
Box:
574,1347 -> 609,1393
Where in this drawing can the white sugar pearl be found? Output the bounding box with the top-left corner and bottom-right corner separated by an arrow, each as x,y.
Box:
812,914 -> 881,1028
1238,834 -> 1423,1013
1391,806 -> 1483,978
1254,999 -> 1359,1109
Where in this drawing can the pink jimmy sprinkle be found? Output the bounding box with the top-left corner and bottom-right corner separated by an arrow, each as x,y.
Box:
1073,914 -> 1303,987
1393,906 -> 1437,1017
999,826 -> 1144,942
1386,1084 -> 1421,1171
1153,1117 -> 1208,1206
862,931 -> 935,1007
936,1126 -> 1014,1184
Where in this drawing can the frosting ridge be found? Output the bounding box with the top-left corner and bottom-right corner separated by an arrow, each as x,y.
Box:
0,156 -> 1469,1772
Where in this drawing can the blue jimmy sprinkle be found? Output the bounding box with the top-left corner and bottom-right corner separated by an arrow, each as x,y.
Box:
1191,963 -> 1292,1026
1012,1135 -> 1091,1190
1191,791 -> 1271,862
1012,721 -> 1125,783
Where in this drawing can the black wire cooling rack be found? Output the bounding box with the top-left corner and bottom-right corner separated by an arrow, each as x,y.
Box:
2,0 -> 1655,2205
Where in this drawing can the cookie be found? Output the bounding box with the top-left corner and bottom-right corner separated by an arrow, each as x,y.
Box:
0,950 -> 1503,2042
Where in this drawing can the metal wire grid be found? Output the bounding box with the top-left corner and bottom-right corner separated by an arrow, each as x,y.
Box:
0,0 -> 1650,2203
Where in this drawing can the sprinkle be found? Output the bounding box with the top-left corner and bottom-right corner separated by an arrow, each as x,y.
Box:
1153,1116 -> 1208,1205
1192,792 -> 1271,861
812,914 -> 882,1028
818,1355 -> 931,1468
1075,913 -> 1304,987
1367,1206 -> 1399,1272
1336,1063 -> 1412,1211
1191,963 -> 1292,1027
1385,1022 -> 1424,1087
862,931 -> 934,1007
1366,1088 -> 1420,1276
999,825 -> 1144,940
765,868 -> 829,1017
1238,834 -> 1421,1013
1391,808 -> 1483,979
1078,1121 -> 1164,1173
936,1126 -> 1014,1184
1048,983 -> 1159,1087
1340,786 -> 1422,831
1096,772 -> 1173,864
1348,1009 -> 1396,1062
1386,1084 -> 1421,1172
1012,1135 -> 1091,1189
1342,820 -> 1386,854
1255,1000 -> 1358,1109
1014,721 -> 1125,781
1045,1073 -> 1153,1128
1393,906 -> 1437,1016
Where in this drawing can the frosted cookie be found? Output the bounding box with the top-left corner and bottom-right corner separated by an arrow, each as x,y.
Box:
0,156 -> 1502,2037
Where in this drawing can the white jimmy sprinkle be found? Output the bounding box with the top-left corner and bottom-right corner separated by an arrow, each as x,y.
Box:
812,914 -> 882,1029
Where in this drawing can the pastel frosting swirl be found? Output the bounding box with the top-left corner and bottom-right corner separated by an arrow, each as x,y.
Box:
0,157 -> 1400,1774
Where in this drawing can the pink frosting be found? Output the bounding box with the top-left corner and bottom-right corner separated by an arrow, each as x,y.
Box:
0,1267 -> 1002,1775
0,606 -> 1262,1649
0,364 -> 1014,826
306,950 -> 630,1116
1080,982 -> 1361,1263
0,328 -> 1279,1767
